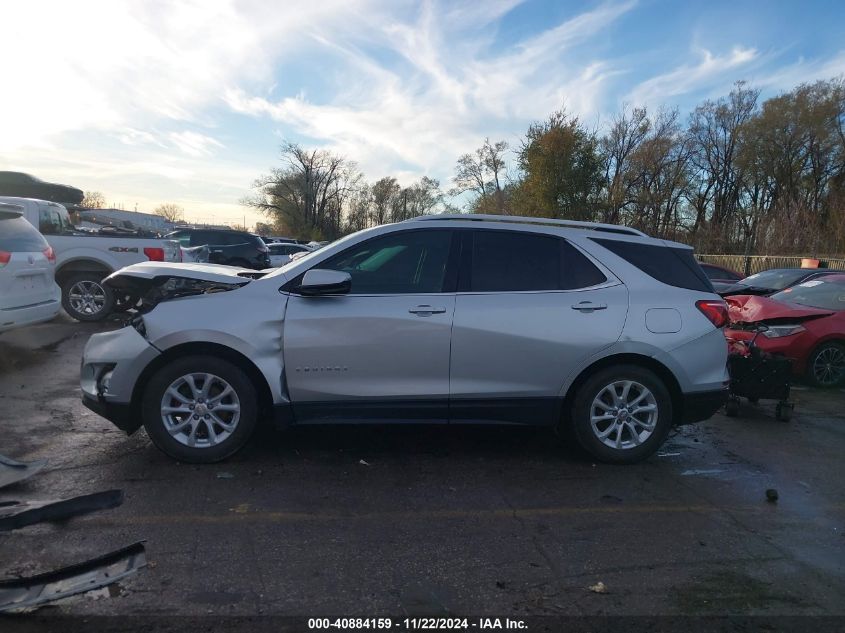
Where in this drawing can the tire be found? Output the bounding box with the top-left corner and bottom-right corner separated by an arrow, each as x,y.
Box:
806,342 -> 845,388
570,365 -> 673,464
775,403 -> 793,422
61,273 -> 115,322
141,355 -> 258,463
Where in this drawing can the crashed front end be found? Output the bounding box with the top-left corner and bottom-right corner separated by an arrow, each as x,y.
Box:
723,294 -> 834,375
81,262 -> 256,434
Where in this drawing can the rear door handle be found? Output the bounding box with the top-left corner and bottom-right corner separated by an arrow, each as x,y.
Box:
409,305 -> 447,316
571,301 -> 607,312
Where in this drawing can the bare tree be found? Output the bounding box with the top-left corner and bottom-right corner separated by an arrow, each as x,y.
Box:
81,191 -> 106,209
243,142 -> 362,240
154,203 -> 185,223
686,81 -> 760,250
599,105 -> 649,224
451,138 -> 510,213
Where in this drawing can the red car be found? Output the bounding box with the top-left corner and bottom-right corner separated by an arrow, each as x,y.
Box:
724,274 -> 845,387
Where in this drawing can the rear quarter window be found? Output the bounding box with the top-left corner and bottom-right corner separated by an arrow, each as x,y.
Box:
0,215 -> 49,252
591,238 -> 713,292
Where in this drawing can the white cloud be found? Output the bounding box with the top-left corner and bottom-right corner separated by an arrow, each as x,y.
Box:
169,131 -> 224,157
750,51 -> 845,92
626,46 -> 760,106
3,0 -> 844,226
0,0 -> 378,151
225,1 -> 639,183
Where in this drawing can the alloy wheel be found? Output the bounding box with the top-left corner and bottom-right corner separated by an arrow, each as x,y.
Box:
160,373 -> 241,448
812,346 -> 845,387
589,380 -> 658,450
67,280 -> 107,316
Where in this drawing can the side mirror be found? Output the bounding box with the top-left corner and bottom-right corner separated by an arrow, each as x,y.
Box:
299,269 -> 351,296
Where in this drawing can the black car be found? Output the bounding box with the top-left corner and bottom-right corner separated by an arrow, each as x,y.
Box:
165,229 -> 270,269
0,172 -> 84,205
718,268 -> 841,297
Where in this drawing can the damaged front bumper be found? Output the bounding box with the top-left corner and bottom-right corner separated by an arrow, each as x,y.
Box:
80,325 -> 160,434
0,542 -> 146,613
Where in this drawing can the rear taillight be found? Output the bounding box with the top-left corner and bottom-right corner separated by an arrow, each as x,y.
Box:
696,299 -> 729,328
0,251 -> 10,268
144,247 -> 165,262
43,246 -> 56,263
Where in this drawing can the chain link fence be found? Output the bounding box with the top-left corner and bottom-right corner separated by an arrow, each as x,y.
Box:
696,254 -> 845,277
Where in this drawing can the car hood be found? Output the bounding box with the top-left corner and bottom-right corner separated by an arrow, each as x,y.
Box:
104,261 -> 259,283
726,294 -> 834,324
104,262 -> 265,313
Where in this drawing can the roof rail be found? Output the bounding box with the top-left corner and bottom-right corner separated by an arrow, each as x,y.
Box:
406,214 -> 647,237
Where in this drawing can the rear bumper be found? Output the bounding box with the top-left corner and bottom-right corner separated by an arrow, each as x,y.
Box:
82,393 -> 142,434
0,296 -> 60,333
680,387 -> 728,424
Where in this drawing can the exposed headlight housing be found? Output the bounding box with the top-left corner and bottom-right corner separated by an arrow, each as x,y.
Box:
761,324 -> 806,338
97,365 -> 116,396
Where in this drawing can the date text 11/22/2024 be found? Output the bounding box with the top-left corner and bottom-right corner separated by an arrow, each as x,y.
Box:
307,618 -> 528,630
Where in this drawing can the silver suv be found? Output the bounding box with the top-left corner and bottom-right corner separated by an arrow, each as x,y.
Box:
80,215 -> 729,464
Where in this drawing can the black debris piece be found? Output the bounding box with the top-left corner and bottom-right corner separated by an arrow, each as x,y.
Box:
0,490 -> 124,532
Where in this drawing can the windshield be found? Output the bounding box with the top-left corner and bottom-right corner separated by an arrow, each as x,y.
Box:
771,277 -> 845,311
739,269 -> 811,290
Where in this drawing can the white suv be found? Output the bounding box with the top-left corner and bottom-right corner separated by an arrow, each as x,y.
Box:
0,203 -> 60,332
80,215 -> 730,464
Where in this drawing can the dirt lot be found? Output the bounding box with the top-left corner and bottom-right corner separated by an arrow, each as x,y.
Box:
1,315 -> 844,621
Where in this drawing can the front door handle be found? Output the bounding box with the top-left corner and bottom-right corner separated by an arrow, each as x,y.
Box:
571,301 -> 607,312
409,305 -> 447,316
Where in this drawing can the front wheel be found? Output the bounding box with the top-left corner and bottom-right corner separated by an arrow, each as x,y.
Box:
142,355 -> 258,463
570,365 -> 673,464
61,273 -> 114,321
807,342 -> 845,388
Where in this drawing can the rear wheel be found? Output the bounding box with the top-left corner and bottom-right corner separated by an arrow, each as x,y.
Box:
570,365 -> 673,464
61,273 -> 114,321
142,355 -> 258,463
807,342 -> 845,388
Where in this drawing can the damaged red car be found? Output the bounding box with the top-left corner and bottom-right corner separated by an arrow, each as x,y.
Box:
724,274 -> 845,387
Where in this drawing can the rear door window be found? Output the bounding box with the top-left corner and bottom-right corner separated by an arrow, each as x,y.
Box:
591,238 -> 712,292
0,215 -> 49,252
190,231 -> 217,246
468,231 -> 607,292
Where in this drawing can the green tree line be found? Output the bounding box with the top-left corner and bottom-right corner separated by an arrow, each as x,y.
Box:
245,78 -> 845,254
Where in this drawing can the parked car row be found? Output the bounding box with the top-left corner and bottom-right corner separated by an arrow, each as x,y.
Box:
0,197 -> 316,326
0,197 -> 182,323
165,228 -> 271,269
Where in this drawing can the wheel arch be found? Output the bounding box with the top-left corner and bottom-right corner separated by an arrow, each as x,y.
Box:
560,353 -> 683,425
56,258 -> 113,286
131,341 -> 275,425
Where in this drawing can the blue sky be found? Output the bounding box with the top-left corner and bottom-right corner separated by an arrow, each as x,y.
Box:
2,0 -> 844,226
